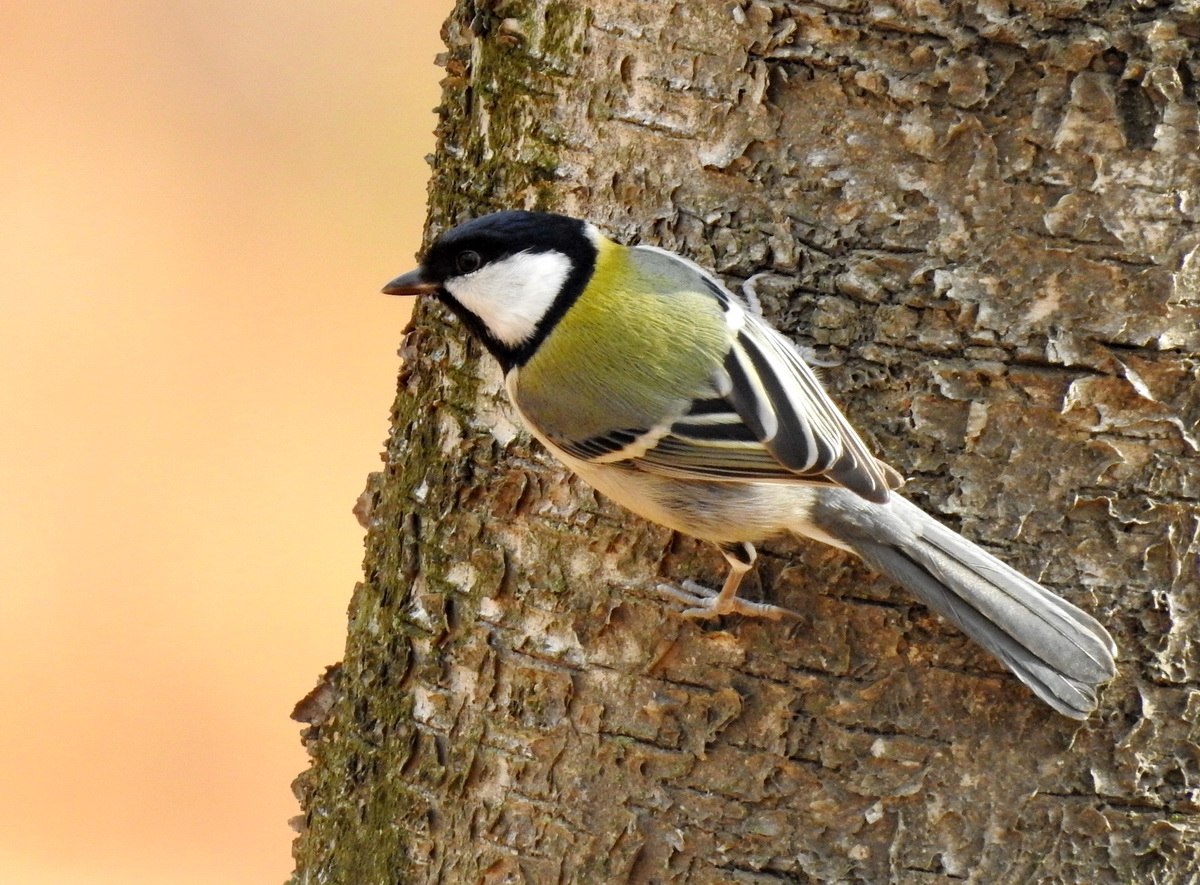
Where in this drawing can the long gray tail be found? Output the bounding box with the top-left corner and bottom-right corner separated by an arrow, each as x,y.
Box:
811,490 -> 1117,719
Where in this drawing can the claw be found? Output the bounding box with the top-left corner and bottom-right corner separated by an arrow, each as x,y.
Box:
655,580 -> 791,621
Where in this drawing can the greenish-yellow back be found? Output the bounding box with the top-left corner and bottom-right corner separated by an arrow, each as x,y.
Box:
514,236 -> 731,442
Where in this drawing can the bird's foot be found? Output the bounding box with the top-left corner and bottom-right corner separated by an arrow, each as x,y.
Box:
656,580 -> 791,621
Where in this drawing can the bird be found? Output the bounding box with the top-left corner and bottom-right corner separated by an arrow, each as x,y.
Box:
383,209 -> 1117,719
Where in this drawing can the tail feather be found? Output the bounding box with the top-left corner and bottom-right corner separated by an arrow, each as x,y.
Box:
812,492 -> 1117,719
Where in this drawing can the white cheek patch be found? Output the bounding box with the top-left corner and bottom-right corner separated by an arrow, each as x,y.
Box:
444,250 -> 571,347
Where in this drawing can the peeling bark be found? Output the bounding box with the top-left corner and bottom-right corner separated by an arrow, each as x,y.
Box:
292,2 -> 1200,882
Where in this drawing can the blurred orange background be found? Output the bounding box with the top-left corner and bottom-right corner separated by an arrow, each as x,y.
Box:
1,2 -> 450,882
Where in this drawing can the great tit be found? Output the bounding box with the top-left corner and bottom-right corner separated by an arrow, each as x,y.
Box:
384,210 -> 1117,719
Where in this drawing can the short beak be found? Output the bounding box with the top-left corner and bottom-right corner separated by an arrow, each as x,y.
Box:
382,268 -> 439,297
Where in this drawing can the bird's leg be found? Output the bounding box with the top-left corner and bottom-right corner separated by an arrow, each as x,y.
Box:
738,275 -> 837,372
656,542 -> 792,620
739,273 -> 767,316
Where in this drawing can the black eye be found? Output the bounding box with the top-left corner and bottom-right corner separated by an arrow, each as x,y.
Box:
456,250 -> 482,274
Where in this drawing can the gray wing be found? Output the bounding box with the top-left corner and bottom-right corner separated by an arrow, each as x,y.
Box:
560,248 -> 900,503
636,309 -> 898,503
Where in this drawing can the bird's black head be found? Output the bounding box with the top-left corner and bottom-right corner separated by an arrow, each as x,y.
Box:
384,210 -> 599,369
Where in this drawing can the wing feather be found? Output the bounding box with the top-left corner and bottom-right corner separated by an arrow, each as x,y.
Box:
549,246 -> 900,502
731,313 -> 894,502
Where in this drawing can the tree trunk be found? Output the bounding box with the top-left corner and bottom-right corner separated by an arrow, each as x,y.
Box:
291,2 -> 1200,882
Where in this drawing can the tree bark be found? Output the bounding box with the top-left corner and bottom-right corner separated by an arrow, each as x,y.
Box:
292,2 -> 1200,882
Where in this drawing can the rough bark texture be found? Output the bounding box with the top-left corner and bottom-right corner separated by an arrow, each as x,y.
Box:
292,2 -> 1200,882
